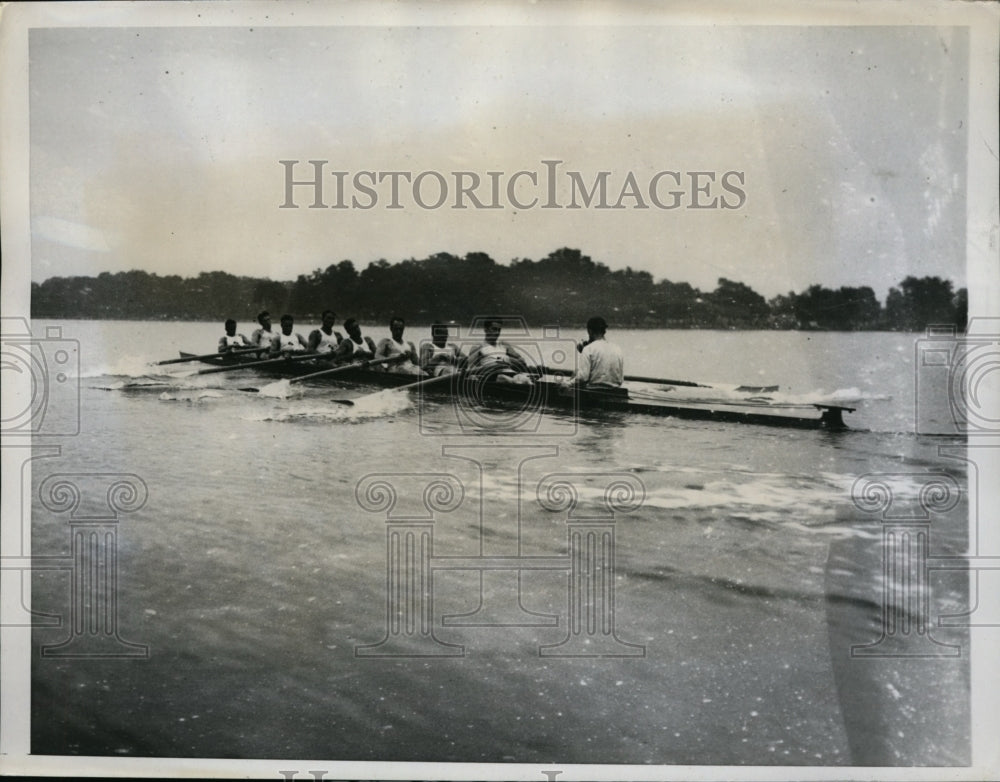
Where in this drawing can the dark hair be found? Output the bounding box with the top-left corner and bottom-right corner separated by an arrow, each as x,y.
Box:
280,314 -> 294,324
224,318 -> 236,329
344,318 -> 359,330
586,316 -> 608,334
257,310 -> 271,322
390,316 -> 405,327
322,309 -> 336,320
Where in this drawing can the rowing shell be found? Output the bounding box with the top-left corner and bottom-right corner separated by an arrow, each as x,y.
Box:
175,352 -> 855,430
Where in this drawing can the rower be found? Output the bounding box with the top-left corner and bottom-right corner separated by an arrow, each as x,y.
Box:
250,311 -> 278,356
563,316 -> 623,389
374,317 -> 424,375
218,319 -> 251,353
270,314 -> 309,355
419,322 -> 467,377
334,318 -> 377,361
307,309 -> 344,356
466,318 -> 535,384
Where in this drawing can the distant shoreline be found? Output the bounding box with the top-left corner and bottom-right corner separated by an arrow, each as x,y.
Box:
29,248 -> 967,333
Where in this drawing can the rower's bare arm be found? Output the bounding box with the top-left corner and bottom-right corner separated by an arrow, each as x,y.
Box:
467,344 -> 484,368
333,341 -> 352,361
508,343 -> 536,371
418,343 -> 433,369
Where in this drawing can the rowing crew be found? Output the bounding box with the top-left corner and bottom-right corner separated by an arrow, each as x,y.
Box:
223,311 -> 419,368
220,312 -> 622,389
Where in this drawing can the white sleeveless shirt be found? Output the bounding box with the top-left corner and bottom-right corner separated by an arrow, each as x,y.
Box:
314,328 -> 340,353
275,332 -> 305,352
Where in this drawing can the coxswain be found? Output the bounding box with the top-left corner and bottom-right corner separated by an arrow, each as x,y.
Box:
419,322 -> 466,376
218,319 -> 251,353
250,311 -> 278,357
563,316 -> 623,388
270,314 -> 309,355
374,317 -> 424,375
334,318 -> 377,361
307,309 -> 344,356
466,318 -> 536,384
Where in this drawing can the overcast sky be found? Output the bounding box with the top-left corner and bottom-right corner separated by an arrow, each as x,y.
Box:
28,18 -> 969,298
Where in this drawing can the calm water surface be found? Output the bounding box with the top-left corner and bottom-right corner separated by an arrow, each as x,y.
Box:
29,320 -> 969,765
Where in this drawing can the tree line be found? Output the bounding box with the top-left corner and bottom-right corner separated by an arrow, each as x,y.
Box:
31,247 -> 967,332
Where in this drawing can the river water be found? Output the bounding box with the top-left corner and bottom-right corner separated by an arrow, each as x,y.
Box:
26,320 -> 970,767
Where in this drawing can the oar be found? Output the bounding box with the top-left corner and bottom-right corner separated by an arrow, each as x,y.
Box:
333,371 -> 455,406
537,365 -> 706,387
188,352 -> 321,376
155,347 -> 259,366
253,355 -> 404,397
622,373 -> 710,388
538,365 -> 775,393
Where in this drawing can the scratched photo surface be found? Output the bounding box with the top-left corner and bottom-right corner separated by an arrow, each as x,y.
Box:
2,2 -> 998,779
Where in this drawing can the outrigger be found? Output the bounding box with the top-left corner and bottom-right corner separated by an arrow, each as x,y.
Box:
172,351 -> 856,431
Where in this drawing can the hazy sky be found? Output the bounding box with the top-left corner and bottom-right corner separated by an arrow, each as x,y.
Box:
28,20 -> 969,298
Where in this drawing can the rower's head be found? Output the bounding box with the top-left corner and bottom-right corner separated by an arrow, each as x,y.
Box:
483,318 -> 503,345
586,316 -> 608,340
431,322 -> 449,346
257,310 -> 271,328
321,310 -> 337,329
280,314 -> 295,335
224,318 -> 237,336
389,317 -> 405,341
344,318 -> 362,340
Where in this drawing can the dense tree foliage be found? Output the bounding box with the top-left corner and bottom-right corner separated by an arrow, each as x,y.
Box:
769,285 -> 882,331
31,249 -> 966,332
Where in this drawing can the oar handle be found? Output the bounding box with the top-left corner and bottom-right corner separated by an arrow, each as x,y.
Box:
156,347 -> 259,366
